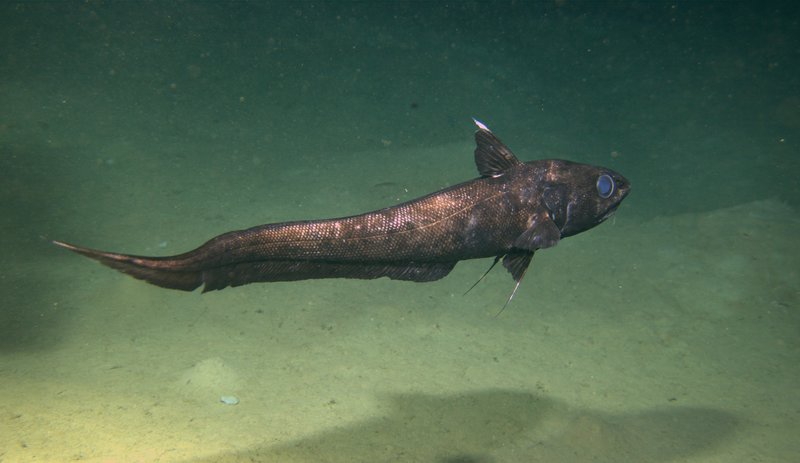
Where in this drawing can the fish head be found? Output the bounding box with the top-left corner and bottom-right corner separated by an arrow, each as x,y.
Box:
538,160 -> 631,238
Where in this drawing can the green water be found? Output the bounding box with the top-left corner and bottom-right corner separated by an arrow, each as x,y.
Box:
1,2 -> 798,462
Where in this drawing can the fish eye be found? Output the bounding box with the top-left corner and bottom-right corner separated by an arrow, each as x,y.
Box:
596,174 -> 615,199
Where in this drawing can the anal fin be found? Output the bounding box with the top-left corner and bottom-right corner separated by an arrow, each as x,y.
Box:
201,260 -> 457,292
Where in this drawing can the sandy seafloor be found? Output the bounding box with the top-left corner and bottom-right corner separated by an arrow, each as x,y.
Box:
1,2 -> 798,462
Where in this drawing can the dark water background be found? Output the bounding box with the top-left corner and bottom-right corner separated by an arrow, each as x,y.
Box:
3,2 -> 798,221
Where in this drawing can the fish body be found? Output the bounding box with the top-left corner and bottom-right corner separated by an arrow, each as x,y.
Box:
54,120 -> 630,295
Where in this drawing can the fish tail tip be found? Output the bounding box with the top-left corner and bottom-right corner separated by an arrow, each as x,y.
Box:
52,239 -> 75,250
52,239 -> 111,260
53,239 -> 203,292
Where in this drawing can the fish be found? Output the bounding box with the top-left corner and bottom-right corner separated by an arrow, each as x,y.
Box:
53,120 -> 630,306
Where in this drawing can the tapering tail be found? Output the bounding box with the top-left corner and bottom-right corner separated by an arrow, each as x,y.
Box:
52,240 -> 204,291
52,239 -> 456,292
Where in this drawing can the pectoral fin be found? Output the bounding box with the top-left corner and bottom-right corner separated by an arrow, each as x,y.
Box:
514,218 -> 561,250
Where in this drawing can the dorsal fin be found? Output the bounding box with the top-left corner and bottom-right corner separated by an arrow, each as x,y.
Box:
472,119 -> 522,177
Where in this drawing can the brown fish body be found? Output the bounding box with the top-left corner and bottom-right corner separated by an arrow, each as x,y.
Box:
54,121 -> 630,294
186,171 -> 531,264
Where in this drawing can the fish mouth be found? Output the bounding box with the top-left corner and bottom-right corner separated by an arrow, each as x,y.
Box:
602,181 -> 630,221
601,207 -> 618,222
601,198 -> 626,222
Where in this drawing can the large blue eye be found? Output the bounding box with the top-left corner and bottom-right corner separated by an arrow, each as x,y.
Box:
596,174 -> 615,198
